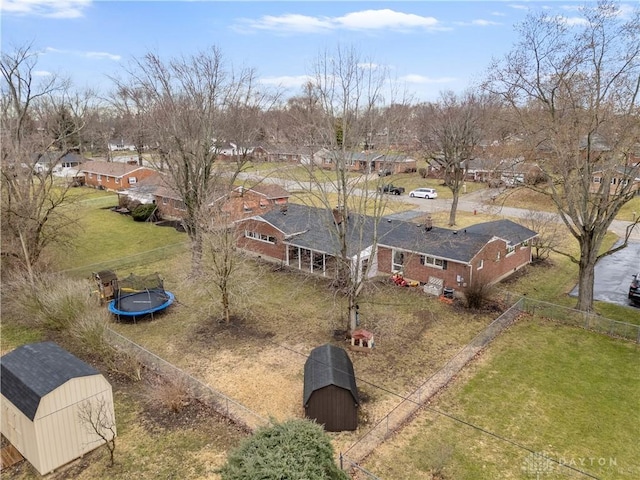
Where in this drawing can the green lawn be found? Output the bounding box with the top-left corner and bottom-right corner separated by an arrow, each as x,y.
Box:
56,190 -> 188,277
364,318 -> 640,479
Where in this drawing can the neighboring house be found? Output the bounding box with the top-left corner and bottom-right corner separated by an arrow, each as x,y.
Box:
33,151 -> 87,177
496,158 -> 543,187
303,344 -> 359,432
252,143 -> 313,163
377,218 -> 538,293
78,161 -> 157,192
591,166 -> 640,196
235,203 -> 537,290
0,342 -> 116,476
108,139 -> 137,152
314,149 -> 417,174
223,184 -> 290,219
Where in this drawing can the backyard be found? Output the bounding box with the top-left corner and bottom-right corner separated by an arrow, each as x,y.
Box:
2,185 -> 639,479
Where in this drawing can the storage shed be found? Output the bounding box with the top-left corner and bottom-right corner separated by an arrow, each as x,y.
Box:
0,342 -> 116,475
303,344 -> 359,432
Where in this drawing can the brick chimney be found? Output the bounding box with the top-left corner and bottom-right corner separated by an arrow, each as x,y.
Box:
424,215 -> 433,231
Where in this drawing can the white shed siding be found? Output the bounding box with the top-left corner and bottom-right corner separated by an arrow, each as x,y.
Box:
34,376 -> 115,475
1,395 -> 40,471
1,376 -> 115,475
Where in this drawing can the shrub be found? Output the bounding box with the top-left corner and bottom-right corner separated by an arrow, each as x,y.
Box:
132,203 -> 157,222
219,419 -> 348,480
147,374 -> 192,413
463,276 -> 495,310
418,167 -> 428,178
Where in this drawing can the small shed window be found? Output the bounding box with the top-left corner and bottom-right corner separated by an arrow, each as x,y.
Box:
128,177 -> 137,184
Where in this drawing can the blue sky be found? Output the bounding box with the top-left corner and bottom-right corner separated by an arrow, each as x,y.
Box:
1,1 -> 631,102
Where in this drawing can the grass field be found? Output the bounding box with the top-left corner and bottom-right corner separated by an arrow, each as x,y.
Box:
362,317 -> 640,479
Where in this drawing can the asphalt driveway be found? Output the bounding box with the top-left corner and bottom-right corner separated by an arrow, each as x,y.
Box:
570,241 -> 640,309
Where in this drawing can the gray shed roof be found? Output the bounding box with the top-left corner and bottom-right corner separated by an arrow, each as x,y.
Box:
0,342 -> 99,421
303,344 -> 358,406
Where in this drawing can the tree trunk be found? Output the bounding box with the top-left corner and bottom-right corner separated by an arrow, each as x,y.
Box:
222,287 -> 230,324
348,294 -> 358,333
575,236 -> 598,312
449,189 -> 459,226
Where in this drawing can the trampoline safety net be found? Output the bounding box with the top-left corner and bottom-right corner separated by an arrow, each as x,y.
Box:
117,273 -> 165,293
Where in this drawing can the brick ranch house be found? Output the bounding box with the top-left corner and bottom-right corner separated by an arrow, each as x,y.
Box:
78,161 -> 157,192
235,203 -> 537,292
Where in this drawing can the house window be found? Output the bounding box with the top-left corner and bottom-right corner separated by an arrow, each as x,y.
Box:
162,197 -> 169,205
420,255 -> 447,270
88,173 -> 93,178
174,200 -> 186,211
506,245 -> 516,256
115,177 -> 120,184
392,250 -> 404,272
245,230 -> 275,244
97,174 -> 102,182
593,176 -> 601,183
521,240 -> 529,247
128,176 -> 137,184
477,259 -> 484,270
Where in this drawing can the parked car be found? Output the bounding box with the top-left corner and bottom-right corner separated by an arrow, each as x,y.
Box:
629,273 -> 640,306
409,187 -> 438,199
378,184 -> 405,195
378,169 -> 392,177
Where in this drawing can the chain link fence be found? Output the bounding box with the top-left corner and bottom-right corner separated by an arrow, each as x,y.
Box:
340,299 -> 525,474
504,294 -> 640,344
105,328 -> 269,432
60,241 -> 190,280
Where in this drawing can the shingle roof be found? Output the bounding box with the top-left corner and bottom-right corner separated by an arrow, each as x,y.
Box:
464,219 -> 538,245
246,184 -> 290,199
303,344 -> 358,406
249,204 -> 537,263
0,342 -> 99,420
78,161 -> 152,177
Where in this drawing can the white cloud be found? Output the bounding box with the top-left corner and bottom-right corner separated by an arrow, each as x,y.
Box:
491,11 -> 507,17
553,15 -> 590,27
33,70 -> 52,77
400,74 -> 457,85
259,75 -> 313,89
236,9 -> 444,34
2,0 -> 91,18
44,46 -> 121,61
455,19 -> 501,27
334,9 -> 440,31
85,51 -> 121,61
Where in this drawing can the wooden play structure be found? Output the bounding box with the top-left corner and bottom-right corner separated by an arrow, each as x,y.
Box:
93,270 -> 119,304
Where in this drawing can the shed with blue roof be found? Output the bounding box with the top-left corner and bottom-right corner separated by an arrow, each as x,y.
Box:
0,342 -> 115,475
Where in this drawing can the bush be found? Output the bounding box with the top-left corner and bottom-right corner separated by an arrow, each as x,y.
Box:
463,276 -> 495,310
219,419 -> 348,480
132,203 -> 157,222
147,374 -> 192,413
418,167 -> 428,178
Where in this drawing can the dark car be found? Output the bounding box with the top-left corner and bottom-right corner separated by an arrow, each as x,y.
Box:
378,184 -> 405,195
629,273 -> 640,306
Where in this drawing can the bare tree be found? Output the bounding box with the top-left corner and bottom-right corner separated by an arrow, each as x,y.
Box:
522,210 -> 563,261
293,45 -> 407,332
78,398 -> 117,467
113,47 -> 261,274
1,43 -> 84,281
484,1 -> 640,311
417,90 -> 484,226
199,205 -> 257,324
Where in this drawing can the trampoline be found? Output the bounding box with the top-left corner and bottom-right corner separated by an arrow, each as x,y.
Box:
108,273 -> 174,320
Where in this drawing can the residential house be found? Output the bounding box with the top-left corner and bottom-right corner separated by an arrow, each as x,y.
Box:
33,151 -> 87,177
377,218 -> 537,293
224,184 -> 290,218
78,161 -> 157,192
235,204 -> 537,290
251,143 -> 313,163
108,139 -> 137,152
590,166 -> 640,196
314,149 -> 417,174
